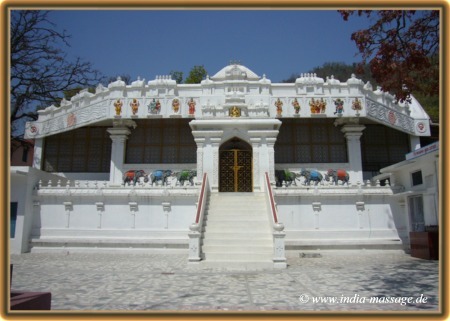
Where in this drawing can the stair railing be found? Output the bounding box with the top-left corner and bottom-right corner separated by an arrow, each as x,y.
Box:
188,173 -> 209,262
264,172 -> 287,268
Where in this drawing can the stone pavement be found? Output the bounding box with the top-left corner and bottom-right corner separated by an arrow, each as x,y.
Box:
9,250 -> 439,313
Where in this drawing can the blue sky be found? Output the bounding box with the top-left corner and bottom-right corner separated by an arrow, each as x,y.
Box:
49,9 -> 374,83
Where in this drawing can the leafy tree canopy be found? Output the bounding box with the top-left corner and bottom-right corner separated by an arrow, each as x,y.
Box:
169,70 -> 183,84
338,10 -> 439,103
184,65 -> 207,84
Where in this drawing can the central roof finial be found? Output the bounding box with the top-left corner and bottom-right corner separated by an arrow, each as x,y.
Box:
229,59 -> 241,65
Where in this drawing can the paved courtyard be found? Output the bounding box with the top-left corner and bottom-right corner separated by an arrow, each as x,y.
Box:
9,250 -> 439,314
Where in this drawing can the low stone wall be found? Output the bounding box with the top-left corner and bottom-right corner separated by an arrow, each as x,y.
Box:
31,185 -> 199,253
273,183 -> 408,250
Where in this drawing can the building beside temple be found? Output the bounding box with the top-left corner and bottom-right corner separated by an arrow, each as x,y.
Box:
11,63 -> 435,268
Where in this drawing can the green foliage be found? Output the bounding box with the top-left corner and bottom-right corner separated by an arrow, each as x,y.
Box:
413,91 -> 439,123
184,65 -> 207,84
169,70 -> 183,84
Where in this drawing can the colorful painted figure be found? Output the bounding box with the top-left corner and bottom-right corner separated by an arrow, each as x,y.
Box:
149,170 -> 172,186
229,106 -> 241,117
275,170 -> 301,187
123,170 -> 149,185
292,98 -> 301,114
325,169 -> 350,185
309,98 -> 326,113
130,98 -> 139,115
352,97 -> 362,113
114,99 -> 123,116
333,98 -> 344,115
172,98 -> 180,114
175,170 -> 197,186
299,169 -> 323,185
188,98 -> 196,115
148,98 -> 161,114
274,98 -> 283,116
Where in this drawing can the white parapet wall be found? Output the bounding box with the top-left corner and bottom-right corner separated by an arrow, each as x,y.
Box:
30,183 -> 199,253
273,182 -> 408,250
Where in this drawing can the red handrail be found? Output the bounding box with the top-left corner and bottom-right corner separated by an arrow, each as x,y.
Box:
265,172 -> 278,224
195,173 -> 207,224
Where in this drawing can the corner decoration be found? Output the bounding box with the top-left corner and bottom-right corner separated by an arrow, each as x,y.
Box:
229,106 -> 241,117
309,98 -> 326,114
148,98 -> 161,114
114,99 -> 123,116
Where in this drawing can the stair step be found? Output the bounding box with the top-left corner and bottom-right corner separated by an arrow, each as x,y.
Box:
202,244 -> 272,252
202,239 -> 272,246
203,226 -> 271,233
204,220 -> 269,228
202,232 -> 272,239
203,252 -> 272,261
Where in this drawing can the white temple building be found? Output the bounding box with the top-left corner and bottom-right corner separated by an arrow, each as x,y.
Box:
11,63 -> 435,269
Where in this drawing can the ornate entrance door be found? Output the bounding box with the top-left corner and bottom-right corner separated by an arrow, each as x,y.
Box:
219,149 -> 253,192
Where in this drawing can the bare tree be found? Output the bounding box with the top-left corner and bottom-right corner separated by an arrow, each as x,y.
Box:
10,10 -> 102,139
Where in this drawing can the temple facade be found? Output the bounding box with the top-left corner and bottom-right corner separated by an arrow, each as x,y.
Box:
11,63 -> 434,268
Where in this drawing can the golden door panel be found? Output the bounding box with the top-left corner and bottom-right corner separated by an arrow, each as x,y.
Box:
219,149 -> 252,192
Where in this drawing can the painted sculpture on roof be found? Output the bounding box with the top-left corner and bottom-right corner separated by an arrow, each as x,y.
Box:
130,98 -> 140,115
275,170 -> 301,187
292,98 -> 301,114
149,170 -> 172,186
114,99 -> 123,116
188,98 -> 196,115
309,98 -> 326,114
325,169 -> 350,185
148,98 -> 161,114
333,98 -> 344,115
174,170 -> 197,186
172,98 -> 180,114
299,169 -> 323,185
274,98 -> 283,117
123,170 -> 148,185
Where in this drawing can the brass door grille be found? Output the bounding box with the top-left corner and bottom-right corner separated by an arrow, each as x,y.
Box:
219,149 -> 252,192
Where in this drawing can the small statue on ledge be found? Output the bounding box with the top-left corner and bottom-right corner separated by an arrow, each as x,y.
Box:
229,106 -> 241,117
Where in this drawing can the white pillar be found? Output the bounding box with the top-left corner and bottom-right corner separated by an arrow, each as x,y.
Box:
409,135 -> 421,151
107,127 -> 131,184
211,140 -> 221,191
250,138 -> 261,191
267,139 -> 276,182
341,125 -> 365,183
32,138 -> 44,169
194,138 -> 205,179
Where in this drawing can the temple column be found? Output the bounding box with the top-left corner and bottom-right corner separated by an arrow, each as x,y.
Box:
341,125 -> 365,183
194,138 -> 205,179
409,135 -> 421,151
32,138 -> 44,170
211,139 -> 221,192
250,138 -> 261,191
267,138 -> 277,182
107,127 -> 131,184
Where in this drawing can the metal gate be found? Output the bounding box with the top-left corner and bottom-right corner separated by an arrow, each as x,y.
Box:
219,149 -> 252,192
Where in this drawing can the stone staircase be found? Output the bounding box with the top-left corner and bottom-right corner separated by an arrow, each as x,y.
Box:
200,193 -> 274,269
